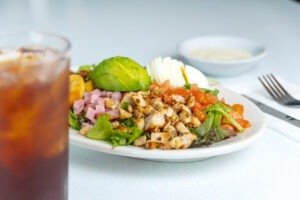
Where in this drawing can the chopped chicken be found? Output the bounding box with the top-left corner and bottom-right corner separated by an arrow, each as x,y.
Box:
121,93 -> 134,105
134,118 -> 145,130
133,109 -> 144,119
112,85 -> 203,149
179,110 -> 191,124
150,132 -> 171,144
137,105 -> 153,115
186,95 -> 195,108
132,92 -> 147,107
189,116 -> 201,128
172,103 -> 182,112
79,126 -> 91,136
171,94 -> 185,104
151,98 -> 164,111
175,122 -> 190,135
144,111 -> 165,130
179,104 -> 191,114
119,108 -> 132,119
134,135 -> 147,147
127,104 -> 133,113
163,125 -> 177,137
145,141 -> 162,149
164,107 -> 174,117
104,98 -> 115,109
111,121 -> 120,129
169,112 -> 179,124
170,133 -> 197,149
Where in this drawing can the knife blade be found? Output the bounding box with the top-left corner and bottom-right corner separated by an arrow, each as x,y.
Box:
243,95 -> 300,128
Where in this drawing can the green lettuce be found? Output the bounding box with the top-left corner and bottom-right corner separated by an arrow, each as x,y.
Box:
68,109 -> 81,130
85,114 -> 143,147
86,114 -> 113,140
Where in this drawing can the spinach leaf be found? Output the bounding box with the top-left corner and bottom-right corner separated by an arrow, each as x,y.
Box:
127,127 -> 143,145
110,131 -> 131,147
68,109 -> 81,130
110,127 -> 143,147
120,118 -> 135,127
121,101 -> 130,111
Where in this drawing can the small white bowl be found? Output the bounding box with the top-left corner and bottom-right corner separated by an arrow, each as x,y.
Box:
178,36 -> 267,76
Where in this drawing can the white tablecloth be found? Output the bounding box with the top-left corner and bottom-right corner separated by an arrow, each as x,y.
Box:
1,0 -> 299,199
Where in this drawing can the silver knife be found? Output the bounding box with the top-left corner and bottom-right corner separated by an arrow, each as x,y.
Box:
243,95 -> 300,128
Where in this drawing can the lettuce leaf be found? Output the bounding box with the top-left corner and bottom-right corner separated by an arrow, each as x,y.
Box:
68,109 -> 81,130
86,114 -> 113,140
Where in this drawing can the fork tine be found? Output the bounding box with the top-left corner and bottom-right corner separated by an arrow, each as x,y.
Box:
266,74 -> 285,98
258,76 -> 279,100
263,75 -> 285,99
270,74 -> 292,97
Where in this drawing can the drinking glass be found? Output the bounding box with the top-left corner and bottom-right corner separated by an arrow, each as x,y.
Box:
0,32 -> 70,200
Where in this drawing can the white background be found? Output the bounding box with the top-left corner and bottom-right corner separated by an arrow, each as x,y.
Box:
1,0 -> 299,199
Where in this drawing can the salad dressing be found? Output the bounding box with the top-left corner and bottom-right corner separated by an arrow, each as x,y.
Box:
190,48 -> 252,61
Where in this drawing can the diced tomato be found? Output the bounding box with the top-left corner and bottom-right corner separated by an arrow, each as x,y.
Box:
221,124 -> 235,133
232,104 -> 244,115
163,94 -> 172,104
193,109 -> 206,122
172,88 -> 190,98
205,93 -> 217,104
160,80 -> 170,92
190,84 -> 198,92
229,111 -> 243,120
236,119 -> 251,128
150,81 -> 159,90
192,102 -> 202,111
192,90 -> 206,103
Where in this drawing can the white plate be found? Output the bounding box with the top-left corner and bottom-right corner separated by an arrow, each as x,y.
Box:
69,86 -> 266,162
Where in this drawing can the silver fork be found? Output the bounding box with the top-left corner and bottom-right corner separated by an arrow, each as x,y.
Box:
258,74 -> 300,106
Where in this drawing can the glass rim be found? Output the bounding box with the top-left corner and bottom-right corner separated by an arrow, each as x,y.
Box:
0,31 -> 71,52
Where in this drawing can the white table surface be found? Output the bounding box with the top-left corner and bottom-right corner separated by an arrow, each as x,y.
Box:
1,0 -> 300,199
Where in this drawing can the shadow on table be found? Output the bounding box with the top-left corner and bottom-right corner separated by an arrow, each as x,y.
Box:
70,144 -> 253,179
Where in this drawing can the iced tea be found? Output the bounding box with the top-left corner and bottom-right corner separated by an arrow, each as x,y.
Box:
0,34 -> 70,200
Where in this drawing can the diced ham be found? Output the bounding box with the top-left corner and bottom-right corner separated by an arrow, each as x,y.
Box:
90,94 -> 99,104
95,99 -> 105,114
111,92 -> 122,102
99,91 -> 107,97
106,91 -> 113,97
83,92 -> 90,99
85,107 -> 96,122
91,89 -> 101,96
83,92 -> 91,104
73,99 -> 85,115
106,109 -> 120,119
75,89 -> 123,123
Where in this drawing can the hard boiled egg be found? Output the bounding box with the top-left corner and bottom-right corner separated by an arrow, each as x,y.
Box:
146,57 -> 209,88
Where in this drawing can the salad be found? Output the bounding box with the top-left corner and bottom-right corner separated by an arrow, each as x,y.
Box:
69,56 -> 251,149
